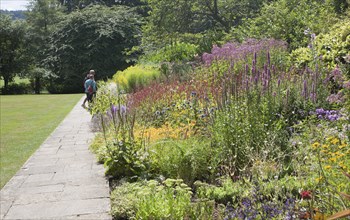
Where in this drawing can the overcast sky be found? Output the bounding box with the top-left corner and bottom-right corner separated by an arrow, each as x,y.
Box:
1,0 -> 30,11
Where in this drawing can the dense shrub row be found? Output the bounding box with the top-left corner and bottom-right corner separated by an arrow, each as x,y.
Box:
0,82 -> 32,95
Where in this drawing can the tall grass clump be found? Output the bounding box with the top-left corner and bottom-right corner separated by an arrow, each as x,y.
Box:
113,64 -> 160,93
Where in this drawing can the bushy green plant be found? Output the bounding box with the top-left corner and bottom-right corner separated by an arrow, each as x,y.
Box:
113,64 -> 160,93
110,181 -> 142,219
149,138 -> 215,185
146,42 -> 198,62
0,82 -> 32,94
103,139 -> 149,178
110,179 -> 215,219
194,177 -> 249,204
290,18 -> 350,77
230,0 -> 339,50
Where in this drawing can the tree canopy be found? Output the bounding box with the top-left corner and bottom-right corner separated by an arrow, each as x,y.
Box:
0,14 -> 28,91
44,5 -> 142,93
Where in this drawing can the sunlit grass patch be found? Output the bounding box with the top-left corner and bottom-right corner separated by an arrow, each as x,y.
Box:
0,94 -> 83,188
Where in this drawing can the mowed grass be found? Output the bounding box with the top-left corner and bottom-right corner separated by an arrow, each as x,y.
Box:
0,94 -> 83,189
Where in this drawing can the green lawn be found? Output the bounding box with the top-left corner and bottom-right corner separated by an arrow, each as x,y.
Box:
0,94 -> 83,188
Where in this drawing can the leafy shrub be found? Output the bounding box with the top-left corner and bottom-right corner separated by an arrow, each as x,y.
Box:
230,0 -> 338,50
110,181 -> 145,219
110,179 -> 215,219
148,138 -> 215,185
113,64 -> 160,93
314,19 -> 350,69
1,82 -> 32,94
290,18 -> 350,77
146,42 -> 198,62
103,139 -> 149,179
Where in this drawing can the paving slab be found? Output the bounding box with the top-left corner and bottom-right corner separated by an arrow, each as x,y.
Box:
0,96 -> 111,220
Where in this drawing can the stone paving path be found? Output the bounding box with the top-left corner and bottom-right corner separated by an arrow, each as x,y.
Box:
0,96 -> 111,220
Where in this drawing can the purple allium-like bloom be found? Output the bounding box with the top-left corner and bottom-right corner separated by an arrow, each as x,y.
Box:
316,108 -> 324,115
311,33 -> 316,41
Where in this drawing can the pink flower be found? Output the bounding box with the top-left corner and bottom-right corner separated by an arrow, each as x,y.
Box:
300,190 -> 312,200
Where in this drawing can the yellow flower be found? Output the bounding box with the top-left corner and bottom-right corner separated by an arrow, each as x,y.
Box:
331,138 -> 339,145
322,144 -> 329,149
339,163 -> 347,169
312,142 -> 321,149
335,152 -> 344,158
339,143 -> 347,149
316,176 -> 324,182
329,157 -> 338,163
324,165 -> 331,170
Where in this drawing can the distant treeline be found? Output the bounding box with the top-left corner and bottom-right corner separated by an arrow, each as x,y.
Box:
0,10 -> 26,20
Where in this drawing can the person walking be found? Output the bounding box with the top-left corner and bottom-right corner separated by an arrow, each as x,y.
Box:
82,71 -> 97,108
82,70 -> 96,108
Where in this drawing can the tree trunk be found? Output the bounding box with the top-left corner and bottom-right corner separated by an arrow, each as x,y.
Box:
4,77 -> 9,94
34,76 -> 41,94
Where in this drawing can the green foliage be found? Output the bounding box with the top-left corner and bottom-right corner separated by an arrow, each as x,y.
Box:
288,109 -> 350,215
141,0 -> 269,58
0,82 -> 32,94
135,179 -> 193,219
24,0 -> 63,92
58,0 -> 147,13
212,95 -> 289,177
103,140 -> 149,178
290,18 -> 350,75
149,139 -> 215,185
0,14 -> 28,92
110,181 -> 142,219
44,5 -> 142,93
90,82 -> 150,179
290,47 -> 313,69
314,19 -> 350,71
111,178 -> 215,219
230,0 -> 339,50
111,179 -> 207,219
194,177 -> 248,204
146,42 -> 198,62
113,64 -> 160,93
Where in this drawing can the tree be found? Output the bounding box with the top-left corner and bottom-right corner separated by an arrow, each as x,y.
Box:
141,0 -> 269,55
57,0 -> 147,12
0,14 -> 27,92
25,0 -> 63,93
44,5 -> 142,93
230,0 -> 339,50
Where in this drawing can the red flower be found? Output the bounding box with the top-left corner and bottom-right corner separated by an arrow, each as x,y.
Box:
300,190 -> 312,200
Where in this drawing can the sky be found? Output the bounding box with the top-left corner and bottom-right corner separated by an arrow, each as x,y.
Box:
0,0 -> 30,11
